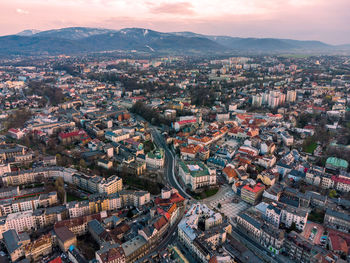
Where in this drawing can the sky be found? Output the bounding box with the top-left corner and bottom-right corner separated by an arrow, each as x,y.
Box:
1,0 -> 350,44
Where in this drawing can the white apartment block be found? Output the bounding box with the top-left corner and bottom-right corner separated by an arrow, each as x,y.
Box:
119,190 -> 150,208
280,132 -> 294,146
0,193 -> 56,216
281,206 -> 308,231
108,194 -> 122,210
0,163 -> 11,176
332,174 -> 350,192
178,204 -> 225,262
105,130 -> 130,143
67,201 -> 90,218
265,205 -> 281,227
252,94 -> 263,107
6,211 -> 35,232
286,90 -> 297,102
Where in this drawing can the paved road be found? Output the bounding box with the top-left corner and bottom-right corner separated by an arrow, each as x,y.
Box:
230,229 -> 279,263
231,226 -> 295,263
149,127 -> 192,199
133,114 -> 191,199
135,208 -> 185,263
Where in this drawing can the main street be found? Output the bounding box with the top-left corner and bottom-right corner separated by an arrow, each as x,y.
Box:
133,114 -> 191,199
135,207 -> 186,263
231,226 -> 295,263
149,126 -> 192,199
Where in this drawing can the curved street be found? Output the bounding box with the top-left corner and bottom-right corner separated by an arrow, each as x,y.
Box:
149,127 -> 192,199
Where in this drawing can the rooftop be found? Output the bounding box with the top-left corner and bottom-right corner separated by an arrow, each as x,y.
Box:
242,183 -> 265,193
121,235 -> 147,257
55,226 -> 75,242
179,161 -> 210,177
326,157 -> 348,169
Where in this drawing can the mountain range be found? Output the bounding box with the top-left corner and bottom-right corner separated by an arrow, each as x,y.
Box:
0,27 -> 348,56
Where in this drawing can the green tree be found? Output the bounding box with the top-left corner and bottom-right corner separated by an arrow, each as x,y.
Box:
329,189 -> 337,198
55,177 -> 65,203
79,159 -> 87,169
6,109 -> 32,129
55,177 -> 64,188
56,154 -> 62,165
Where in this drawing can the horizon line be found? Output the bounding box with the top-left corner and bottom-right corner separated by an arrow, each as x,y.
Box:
3,26 -> 348,46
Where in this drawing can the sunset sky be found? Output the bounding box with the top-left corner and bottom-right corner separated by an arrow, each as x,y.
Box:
1,0 -> 350,44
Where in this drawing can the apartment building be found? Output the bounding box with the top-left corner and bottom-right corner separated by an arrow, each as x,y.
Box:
98,175 -> 123,195
241,183 -> 265,205
324,209 -> 350,233
6,210 -> 36,233
67,200 -> 90,218
280,205 -> 308,231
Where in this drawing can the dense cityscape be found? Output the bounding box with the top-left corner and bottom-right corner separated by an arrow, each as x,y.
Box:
0,48 -> 349,263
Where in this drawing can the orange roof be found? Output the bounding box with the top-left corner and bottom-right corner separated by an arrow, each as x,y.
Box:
188,136 -> 211,143
228,127 -> 244,134
202,136 -> 212,142
238,147 -> 257,156
154,216 -> 168,231
220,126 -> 229,133
237,114 -> 253,120
180,144 -> 202,155
222,166 -> 238,178
170,192 -> 185,203
167,203 -> 177,214
212,131 -> 221,137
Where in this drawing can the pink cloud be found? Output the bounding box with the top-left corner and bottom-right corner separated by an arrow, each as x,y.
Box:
16,8 -> 29,15
0,0 -> 349,44
148,2 -> 195,15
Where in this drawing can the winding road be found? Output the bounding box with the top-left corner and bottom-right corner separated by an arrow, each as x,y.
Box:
133,114 -> 191,199
149,127 -> 192,199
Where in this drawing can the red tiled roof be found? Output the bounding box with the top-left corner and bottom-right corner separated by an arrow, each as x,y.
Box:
242,183 -> 265,193
59,130 -> 87,139
130,96 -> 146,100
312,106 -> 326,112
153,216 -> 168,231
267,113 -> 283,118
238,147 -> 257,156
170,192 -> 185,203
180,144 -> 202,155
332,175 -> 350,185
178,119 -> 196,125
154,192 -> 184,206
222,166 -> 238,178
329,234 -> 348,253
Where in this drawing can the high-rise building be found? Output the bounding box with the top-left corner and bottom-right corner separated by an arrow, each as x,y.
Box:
252,94 -> 263,107
286,90 -> 297,102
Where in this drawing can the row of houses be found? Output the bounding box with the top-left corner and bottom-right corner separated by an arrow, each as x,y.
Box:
0,189 -> 151,239
1,166 -> 124,196
0,192 -> 57,216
